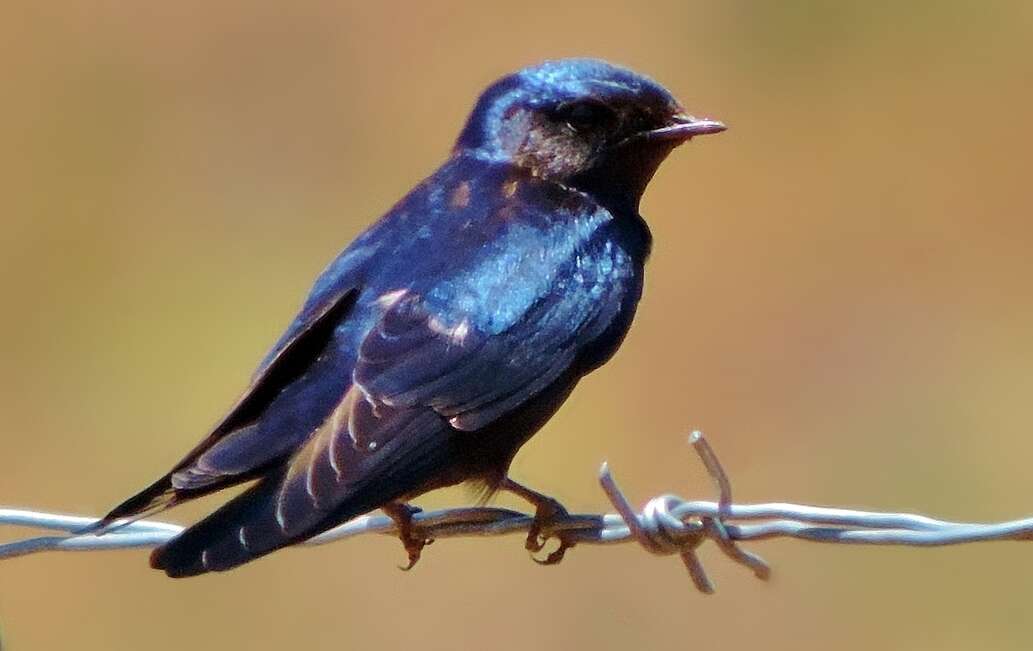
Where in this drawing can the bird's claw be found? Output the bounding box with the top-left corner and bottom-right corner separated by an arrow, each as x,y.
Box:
397,536 -> 434,571
383,503 -> 434,571
525,497 -> 577,565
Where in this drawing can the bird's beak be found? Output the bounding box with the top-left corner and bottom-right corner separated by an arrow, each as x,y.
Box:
613,113 -> 726,150
640,113 -> 727,143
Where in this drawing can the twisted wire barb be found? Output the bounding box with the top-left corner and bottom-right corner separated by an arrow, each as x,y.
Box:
3,431 -> 1032,593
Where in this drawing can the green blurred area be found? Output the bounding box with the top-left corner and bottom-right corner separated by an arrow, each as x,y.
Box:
2,1 -> 1033,649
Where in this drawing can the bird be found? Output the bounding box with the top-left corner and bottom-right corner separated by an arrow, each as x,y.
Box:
97,58 -> 725,577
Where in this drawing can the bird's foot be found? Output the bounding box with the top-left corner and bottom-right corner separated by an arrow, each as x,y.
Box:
382,502 -> 434,571
526,497 -> 578,565
500,478 -> 577,566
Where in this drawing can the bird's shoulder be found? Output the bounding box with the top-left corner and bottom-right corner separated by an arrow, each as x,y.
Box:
367,155 -> 647,311
340,159 -> 650,430
263,155 -> 648,373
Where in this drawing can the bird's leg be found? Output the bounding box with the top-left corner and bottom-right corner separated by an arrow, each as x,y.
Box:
381,502 -> 434,571
499,477 -> 576,565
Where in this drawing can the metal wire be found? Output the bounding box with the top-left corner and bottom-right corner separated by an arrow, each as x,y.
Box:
2,431 -> 1031,593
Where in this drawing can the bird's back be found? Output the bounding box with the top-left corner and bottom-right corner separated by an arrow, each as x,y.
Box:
109,154 -> 650,576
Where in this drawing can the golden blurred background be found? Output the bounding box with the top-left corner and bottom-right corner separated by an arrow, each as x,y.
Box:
3,1 -> 1033,649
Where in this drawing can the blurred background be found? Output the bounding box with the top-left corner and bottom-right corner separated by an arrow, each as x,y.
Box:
2,1 -> 1033,649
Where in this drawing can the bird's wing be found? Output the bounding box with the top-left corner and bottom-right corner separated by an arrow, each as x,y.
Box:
273,220 -> 639,512
354,285 -> 611,431
270,251 -> 632,530
101,247 -> 373,523
206,286 -> 357,439
185,241 -> 383,465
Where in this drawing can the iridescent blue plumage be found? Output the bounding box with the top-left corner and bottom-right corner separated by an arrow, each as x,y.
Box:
102,58 -> 724,576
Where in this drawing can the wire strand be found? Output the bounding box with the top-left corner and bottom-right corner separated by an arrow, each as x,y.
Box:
3,432 -> 1030,593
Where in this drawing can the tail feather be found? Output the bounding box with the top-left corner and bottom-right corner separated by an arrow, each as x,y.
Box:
91,475 -> 179,533
150,422 -> 459,577
149,474 -> 288,577
95,464 -> 260,533
97,425 -> 287,533
100,287 -> 359,533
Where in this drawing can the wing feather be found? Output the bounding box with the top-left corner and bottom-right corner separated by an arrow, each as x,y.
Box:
100,286 -> 358,524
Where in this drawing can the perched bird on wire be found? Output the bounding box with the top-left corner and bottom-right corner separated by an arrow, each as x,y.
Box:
98,58 -> 725,577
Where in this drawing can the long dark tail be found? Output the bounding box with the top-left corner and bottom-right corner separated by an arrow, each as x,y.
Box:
91,452 -> 268,534
87,475 -> 208,536
150,424 -> 458,578
150,471 -> 293,577
149,473 -> 388,577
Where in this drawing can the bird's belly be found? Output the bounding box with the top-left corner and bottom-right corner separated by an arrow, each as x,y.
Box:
408,369 -> 581,496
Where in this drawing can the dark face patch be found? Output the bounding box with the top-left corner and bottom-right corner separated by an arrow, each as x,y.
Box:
451,60 -> 706,209
508,108 -> 600,180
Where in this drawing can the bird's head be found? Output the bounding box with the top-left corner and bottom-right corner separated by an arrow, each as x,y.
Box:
455,58 -> 724,210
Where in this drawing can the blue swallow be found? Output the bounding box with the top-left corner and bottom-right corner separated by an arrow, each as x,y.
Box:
100,58 -> 725,577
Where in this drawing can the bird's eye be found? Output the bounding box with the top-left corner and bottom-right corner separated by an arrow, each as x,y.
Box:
554,100 -> 616,134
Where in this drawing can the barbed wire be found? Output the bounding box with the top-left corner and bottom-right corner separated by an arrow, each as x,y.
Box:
3,431 -> 1032,593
